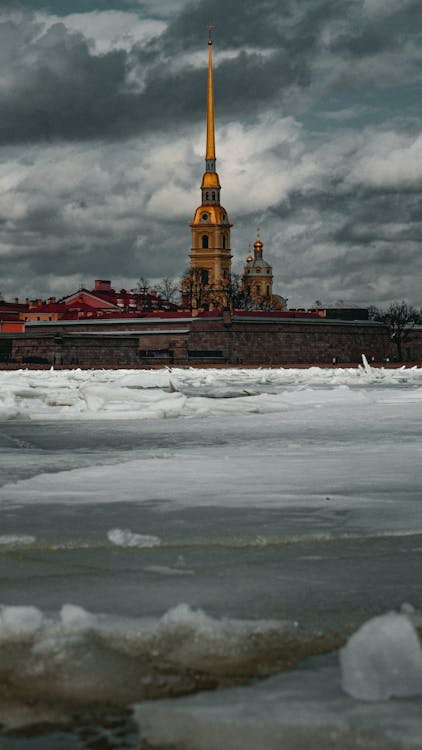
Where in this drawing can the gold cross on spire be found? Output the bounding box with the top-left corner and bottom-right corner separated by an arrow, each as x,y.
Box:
207,23 -> 215,44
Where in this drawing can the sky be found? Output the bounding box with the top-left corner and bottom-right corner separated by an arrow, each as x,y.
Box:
0,0 -> 421,308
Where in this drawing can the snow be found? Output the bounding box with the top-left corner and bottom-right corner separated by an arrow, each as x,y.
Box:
0,605 -> 43,635
107,528 -> 161,548
340,612 -> 422,701
0,365 -> 421,420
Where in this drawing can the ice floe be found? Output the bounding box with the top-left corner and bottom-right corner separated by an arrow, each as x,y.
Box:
0,364 -> 421,421
107,528 -> 161,548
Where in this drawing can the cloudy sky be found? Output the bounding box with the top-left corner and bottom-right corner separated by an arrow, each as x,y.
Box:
0,0 -> 421,307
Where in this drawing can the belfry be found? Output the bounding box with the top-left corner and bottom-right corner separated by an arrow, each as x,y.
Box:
187,28 -> 232,309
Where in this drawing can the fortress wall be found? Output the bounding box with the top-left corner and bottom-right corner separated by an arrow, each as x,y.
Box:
227,320 -> 391,365
1,317 -> 411,368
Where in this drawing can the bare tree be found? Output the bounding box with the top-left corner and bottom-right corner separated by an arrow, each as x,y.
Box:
370,301 -> 421,361
223,273 -> 245,310
137,277 -> 150,293
181,268 -> 211,311
156,277 -> 180,304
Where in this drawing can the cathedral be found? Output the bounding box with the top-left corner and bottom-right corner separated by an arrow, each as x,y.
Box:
183,30 -> 284,312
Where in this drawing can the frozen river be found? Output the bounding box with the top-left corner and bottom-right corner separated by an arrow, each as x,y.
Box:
0,364 -> 421,749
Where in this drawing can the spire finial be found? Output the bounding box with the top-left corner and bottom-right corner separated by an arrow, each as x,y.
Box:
205,25 -> 216,170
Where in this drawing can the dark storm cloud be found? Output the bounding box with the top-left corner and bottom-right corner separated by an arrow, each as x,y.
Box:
3,0 -> 418,145
0,19 -> 131,143
0,0 -> 135,11
0,5 -> 311,145
1,0 -> 422,306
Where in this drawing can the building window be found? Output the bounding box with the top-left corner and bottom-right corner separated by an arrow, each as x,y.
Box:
212,191 -> 216,200
256,285 -> 261,295
205,192 -> 209,200
266,285 -> 270,296
222,235 -> 226,249
223,269 -> 227,278
202,235 -> 209,248
247,285 -> 251,296
201,269 -> 209,284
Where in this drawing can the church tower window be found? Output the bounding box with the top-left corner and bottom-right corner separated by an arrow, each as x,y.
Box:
202,235 -> 209,248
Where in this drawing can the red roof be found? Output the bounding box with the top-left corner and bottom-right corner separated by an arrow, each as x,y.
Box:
28,302 -> 67,313
66,301 -> 101,313
0,302 -> 26,313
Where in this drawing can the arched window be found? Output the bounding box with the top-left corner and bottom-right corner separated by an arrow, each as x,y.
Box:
256,285 -> 261,296
266,285 -> 270,296
212,191 -> 215,200
201,269 -> 209,284
222,235 -> 226,249
202,235 -> 209,248
205,192 -> 209,200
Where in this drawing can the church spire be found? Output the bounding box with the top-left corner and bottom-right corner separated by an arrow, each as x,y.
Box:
201,26 -> 221,204
206,24 -> 216,172
186,26 -> 232,311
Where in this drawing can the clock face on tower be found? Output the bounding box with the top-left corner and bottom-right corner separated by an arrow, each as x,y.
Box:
201,212 -> 209,221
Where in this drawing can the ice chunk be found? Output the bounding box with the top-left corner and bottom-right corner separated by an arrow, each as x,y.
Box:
60,604 -> 97,630
0,366 -> 421,420
0,535 -> 35,546
0,605 -> 43,635
340,611 -> 422,700
107,528 -> 161,548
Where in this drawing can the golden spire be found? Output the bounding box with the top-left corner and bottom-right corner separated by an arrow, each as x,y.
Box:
206,24 -> 216,169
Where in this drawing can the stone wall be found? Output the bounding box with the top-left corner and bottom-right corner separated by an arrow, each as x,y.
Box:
227,319 -> 390,364
2,317 -> 422,368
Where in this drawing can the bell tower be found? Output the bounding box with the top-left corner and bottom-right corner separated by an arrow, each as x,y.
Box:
188,28 -> 232,309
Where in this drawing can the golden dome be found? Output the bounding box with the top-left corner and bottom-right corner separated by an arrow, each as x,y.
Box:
246,253 -> 253,262
191,204 -> 230,226
254,239 -> 263,249
201,171 -> 221,189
